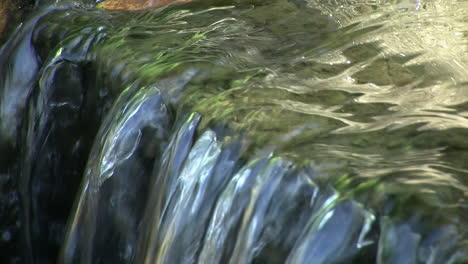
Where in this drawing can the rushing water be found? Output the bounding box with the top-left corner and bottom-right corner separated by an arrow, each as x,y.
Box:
1,0 -> 468,263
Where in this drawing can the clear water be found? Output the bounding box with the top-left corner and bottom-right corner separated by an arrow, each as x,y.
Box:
1,0 -> 468,263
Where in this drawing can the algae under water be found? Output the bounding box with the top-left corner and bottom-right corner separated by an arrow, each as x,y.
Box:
1,0 -> 468,263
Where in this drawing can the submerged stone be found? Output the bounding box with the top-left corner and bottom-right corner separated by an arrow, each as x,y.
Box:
0,0 -> 34,44
98,0 -> 192,10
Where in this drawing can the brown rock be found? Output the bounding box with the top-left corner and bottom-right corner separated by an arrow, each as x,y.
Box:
0,0 -> 34,44
0,0 -> 9,38
98,0 -> 192,11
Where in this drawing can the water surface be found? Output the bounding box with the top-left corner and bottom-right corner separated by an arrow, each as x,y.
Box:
1,0 -> 468,263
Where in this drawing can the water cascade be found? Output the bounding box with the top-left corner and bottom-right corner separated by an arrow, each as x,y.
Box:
1,0 -> 468,263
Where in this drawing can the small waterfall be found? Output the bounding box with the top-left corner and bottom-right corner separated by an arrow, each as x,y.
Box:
1,0 -> 468,263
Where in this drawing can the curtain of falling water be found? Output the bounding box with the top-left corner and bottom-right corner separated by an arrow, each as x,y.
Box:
1,0 -> 468,263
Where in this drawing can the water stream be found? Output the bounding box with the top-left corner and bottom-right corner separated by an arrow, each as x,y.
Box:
1,0 -> 468,263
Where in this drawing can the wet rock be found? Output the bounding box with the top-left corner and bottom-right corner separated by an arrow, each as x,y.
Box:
0,2 -> 7,39
0,0 -> 34,44
98,0 -> 192,11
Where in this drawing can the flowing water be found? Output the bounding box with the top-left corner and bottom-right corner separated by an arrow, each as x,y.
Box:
1,0 -> 468,263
